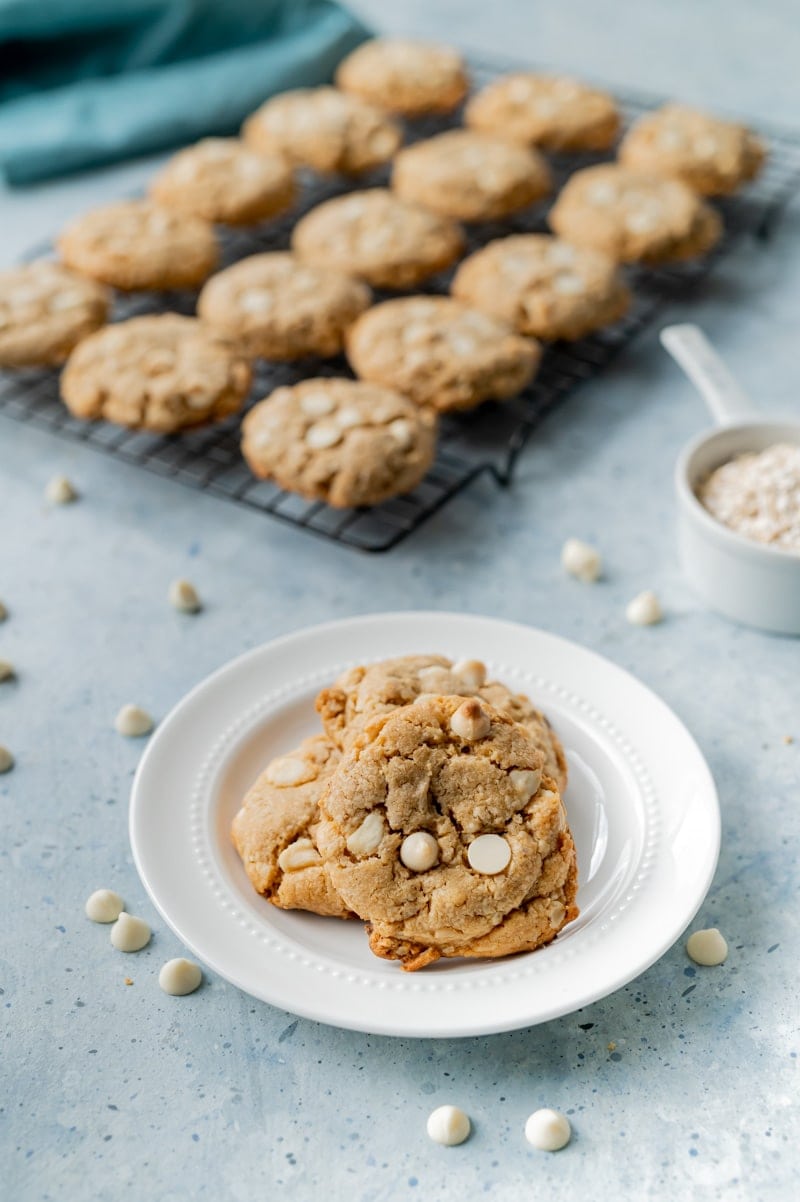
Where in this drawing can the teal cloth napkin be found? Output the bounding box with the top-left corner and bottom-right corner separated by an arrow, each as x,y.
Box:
0,0 -> 369,184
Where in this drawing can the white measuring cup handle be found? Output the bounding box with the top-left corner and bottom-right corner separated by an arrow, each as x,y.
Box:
660,323 -> 757,426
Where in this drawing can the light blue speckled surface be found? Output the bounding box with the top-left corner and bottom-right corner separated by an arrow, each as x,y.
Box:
2,3 -> 799,1199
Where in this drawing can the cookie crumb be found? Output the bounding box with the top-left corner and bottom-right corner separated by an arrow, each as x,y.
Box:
607,1041 -> 616,1052
124,978 -> 134,986
85,888 -> 124,923
426,1105 -> 471,1146
0,600 -> 8,622
524,1108 -> 571,1151
0,660 -> 14,682
45,475 -> 79,504
686,927 -> 728,966
114,704 -> 154,738
158,958 -> 203,996
625,589 -> 663,626
0,745 -> 14,773
561,538 -> 601,582
783,735 -> 794,745
168,578 -> 202,613
110,912 -> 151,952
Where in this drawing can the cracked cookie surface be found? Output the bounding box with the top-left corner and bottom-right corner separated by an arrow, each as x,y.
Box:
466,73 -> 619,152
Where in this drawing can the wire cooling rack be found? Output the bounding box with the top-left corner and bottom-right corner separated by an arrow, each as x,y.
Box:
2,58 -> 800,551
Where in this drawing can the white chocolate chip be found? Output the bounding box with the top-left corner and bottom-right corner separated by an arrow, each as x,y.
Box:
626,210 -> 660,233
426,1105 -> 471,1146
625,590 -> 663,626
553,273 -> 585,295
450,698 -> 491,741
467,833 -> 511,875
110,912 -> 151,952
168,578 -> 201,613
387,419 -> 414,448
561,537 -> 601,582
148,211 -> 172,235
114,704 -> 154,738
0,745 -> 14,773
158,958 -> 203,995
239,289 -> 274,314
335,405 -> 364,430
402,321 -> 429,346
549,900 -> 566,928
346,811 -> 386,857
587,181 -> 618,206
524,1109 -> 571,1151
509,768 -> 541,800
507,77 -> 533,102
48,290 -> 87,312
547,241 -> 577,266
686,927 -> 728,966
659,127 -> 687,151
400,832 -> 439,872
85,888 -> 124,923
447,332 -> 477,356
278,838 -> 323,871
533,96 -> 558,117
265,756 -> 311,787
45,474 -> 78,504
0,660 -> 15,682
452,658 -> 487,690
305,421 -> 342,450
694,135 -> 719,158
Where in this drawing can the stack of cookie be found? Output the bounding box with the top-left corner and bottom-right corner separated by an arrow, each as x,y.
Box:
0,37 -> 767,510
232,654 -> 578,971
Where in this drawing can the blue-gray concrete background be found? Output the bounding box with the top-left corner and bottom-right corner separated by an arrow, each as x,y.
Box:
2,3 -> 798,1198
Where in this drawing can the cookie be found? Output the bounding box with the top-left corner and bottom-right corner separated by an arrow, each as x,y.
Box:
346,297 -> 539,413
316,654 -> 567,792
0,261 -> 109,368
316,695 -> 578,970
242,87 -> 402,176
291,189 -> 463,289
451,234 -> 630,341
619,104 -> 766,196
241,378 -> 438,508
149,138 -> 296,226
466,73 -> 620,152
392,130 -> 551,223
61,314 -> 251,432
548,164 -> 722,264
231,736 -> 351,918
58,201 -> 218,291
335,38 -> 469,117
197,253 -> 371,361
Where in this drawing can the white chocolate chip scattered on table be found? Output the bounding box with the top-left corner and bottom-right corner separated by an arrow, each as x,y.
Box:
467,833 -> 511,875
158,958 -> 203,996
561,537 -> 602,582
45,475 -> 78,504
524,1109 -> 572,1151
686,927 -> 728,966
0,659 -> 14,682
168,578 -> 202,613
626,590 -> 663,625
426,1105 -> 471,1146
0,744 -> 14,773
85,888 -> 124,923
110,912 -> 152,952
114,704 -> 154,737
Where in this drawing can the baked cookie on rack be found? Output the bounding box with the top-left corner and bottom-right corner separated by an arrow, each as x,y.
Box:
618,104 -> 766,196
548,164 -> 722,264
197,253 -> 371,360
61,314 -> 251,432
149,138 -> 296,226
316,653 -> 567,792
0,261 -> 109,368
465,73 -> 620,152
391,130 -> 552,223
291,189 -> 463,289
58,201 -> 218,291
316,694 -> 578,970
451,234 -> 630,341
231,735 -> 351,918
336,38 -> 469,117
242,87 -> 402,176
241,378 -> 437,508
345,297 -> 539,412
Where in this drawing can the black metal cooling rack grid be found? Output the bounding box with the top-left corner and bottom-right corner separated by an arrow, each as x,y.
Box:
2,56 -> 800,551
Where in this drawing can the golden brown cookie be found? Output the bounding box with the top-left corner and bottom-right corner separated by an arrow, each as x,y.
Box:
0,261 -> 109,368
241,378 -> 438,508
391,130 -> 552,223
316,695 -> 578,970
61,315 -> 251,432
57,201 -> 218,291
451,234 -> 630,341
316,654 -> 567,792
336,38 -> 469,117
242,87 -> 402,176
291,189 -> 464,289
548,164 -> 722,264
197,253 -> 371,360
149,138 -> 296,226
345,297 -> 539,412
231,735 -> 351,918
618,104 -> 766,196
466,73 -> 620,152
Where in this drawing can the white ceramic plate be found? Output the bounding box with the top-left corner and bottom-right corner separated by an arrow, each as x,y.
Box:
130,611 -> 720,1038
